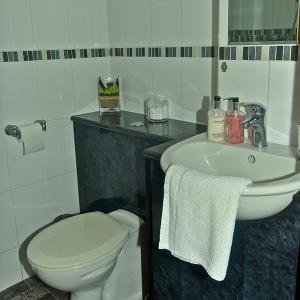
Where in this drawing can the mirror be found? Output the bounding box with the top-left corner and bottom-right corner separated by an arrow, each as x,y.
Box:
228,0 -> 300,44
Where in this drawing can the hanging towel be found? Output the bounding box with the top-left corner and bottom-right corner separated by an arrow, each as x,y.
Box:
159,164 -> 252,281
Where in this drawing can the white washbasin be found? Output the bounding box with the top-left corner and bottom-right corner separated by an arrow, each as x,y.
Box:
160,133 -> 300,220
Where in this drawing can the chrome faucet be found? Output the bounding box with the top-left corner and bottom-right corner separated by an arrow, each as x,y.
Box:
240,103 -> 267,147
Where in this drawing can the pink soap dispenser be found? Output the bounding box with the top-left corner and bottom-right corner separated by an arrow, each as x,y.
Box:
225,97 -> 245,144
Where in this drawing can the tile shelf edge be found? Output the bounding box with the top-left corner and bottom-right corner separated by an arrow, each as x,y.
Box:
70,110 -> 207,144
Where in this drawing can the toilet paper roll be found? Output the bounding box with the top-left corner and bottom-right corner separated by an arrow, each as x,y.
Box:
18,123 -> 45,155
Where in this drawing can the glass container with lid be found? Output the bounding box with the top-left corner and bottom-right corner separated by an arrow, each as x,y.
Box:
145,97 -> 169,123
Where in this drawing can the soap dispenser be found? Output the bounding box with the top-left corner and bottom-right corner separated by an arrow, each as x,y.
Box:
225,97 -> 245,144
207,96 -> 225,142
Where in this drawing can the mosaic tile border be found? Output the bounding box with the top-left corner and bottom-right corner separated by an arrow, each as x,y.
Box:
0,46 -> 214,62
0,48 -> 110,63
229,28 -> 297,44
1,45 -> 299,63
110,46 -> 215,58
219,45 -> 299,61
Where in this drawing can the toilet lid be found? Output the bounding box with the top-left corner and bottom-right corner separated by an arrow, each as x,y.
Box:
27,212 -> 129,270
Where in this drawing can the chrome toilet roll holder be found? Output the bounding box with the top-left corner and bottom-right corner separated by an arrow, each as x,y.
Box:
5,120 -> 47,139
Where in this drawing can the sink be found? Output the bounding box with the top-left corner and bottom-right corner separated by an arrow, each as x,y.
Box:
161,133 -> 300,220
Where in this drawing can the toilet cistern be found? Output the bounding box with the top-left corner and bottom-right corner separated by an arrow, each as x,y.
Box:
241,103 -> 267,148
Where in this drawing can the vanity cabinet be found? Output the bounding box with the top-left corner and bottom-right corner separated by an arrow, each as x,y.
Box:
71,111 -> 205,216
144,147 -> 300,300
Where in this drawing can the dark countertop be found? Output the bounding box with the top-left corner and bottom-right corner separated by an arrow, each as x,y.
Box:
143,139 -> 184,160
71,110 -> 207,144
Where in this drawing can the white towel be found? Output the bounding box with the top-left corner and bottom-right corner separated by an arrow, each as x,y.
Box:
159,164 -> 252,281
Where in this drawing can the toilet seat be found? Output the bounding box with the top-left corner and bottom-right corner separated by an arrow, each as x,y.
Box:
27,212 -> 129,271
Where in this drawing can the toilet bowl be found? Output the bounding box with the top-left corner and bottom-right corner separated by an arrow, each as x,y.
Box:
27,210 -> 144,300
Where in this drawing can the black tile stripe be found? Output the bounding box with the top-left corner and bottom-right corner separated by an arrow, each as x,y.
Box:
149,47 -> 161,57
3,52 -> 8,62
231,47 -> 236,60
23,51 -> 28,61
276,46 -> 283,61
291,46 -> 298,61
243,47 -> 249,60
80,49 -> 88,58
28,51 -> 33,61
166,47 -> 176,57
1,45 -> 299,62
219,47 -> 225,60
127,48 -> 132,57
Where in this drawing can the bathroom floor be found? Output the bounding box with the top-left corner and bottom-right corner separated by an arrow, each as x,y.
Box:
0,277 -> 70,300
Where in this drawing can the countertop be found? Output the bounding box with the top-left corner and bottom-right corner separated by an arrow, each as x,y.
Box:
71,110 -> 207,144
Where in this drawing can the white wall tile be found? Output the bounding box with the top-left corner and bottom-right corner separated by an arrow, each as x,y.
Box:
30,0 -> 69,49
37,61 -> 75,120
267,61 -> 299,145
151,0 -> 182,46
107,0 -> 126,47
100,57 -> 112,79
182,58 -> 212,124
153,58 -> 182,120
0,63 -> 41,125
110,58 -> 129,110
71,59 -> 102,115
12,180 -> 52,244
0,248 -> 22,292
66,0 -> 101,49
0,0 -> 12,50
218,60 -> 270,108
127,59 -> 153,114
99,0 -> 110,47
124,0 -> 151,47
0,0 -> 34,50
0,139 -> 10,193
182,0 -> 212,45
0,105 -> 10,193
44,118 -> 76,178
5,134 -> 47,189
49,172 -> 79,218
0,191 -> 18,253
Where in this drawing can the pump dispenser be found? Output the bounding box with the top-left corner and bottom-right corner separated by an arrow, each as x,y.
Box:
225,97 -> 245,144
207,96 -> 225,142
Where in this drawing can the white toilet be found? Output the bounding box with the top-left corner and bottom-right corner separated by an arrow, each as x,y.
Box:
27,210 -> 144,300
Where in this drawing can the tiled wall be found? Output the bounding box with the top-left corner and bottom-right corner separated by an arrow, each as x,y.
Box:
107,0 -> 300,145
108,0 -> 216,124
0,0 -> 110,291
1,0 -> 299,293
219,0 -> 300,146
228,0 -> 297,43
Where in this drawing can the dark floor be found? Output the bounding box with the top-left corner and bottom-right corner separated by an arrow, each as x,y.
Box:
0,277 -> 70,300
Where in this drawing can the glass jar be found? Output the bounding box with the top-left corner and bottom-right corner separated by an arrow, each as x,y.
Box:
145,98 -> 169,123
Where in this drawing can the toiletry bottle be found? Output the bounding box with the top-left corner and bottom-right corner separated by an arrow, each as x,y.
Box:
207,96 -> 225,142
225,97 -> 245,144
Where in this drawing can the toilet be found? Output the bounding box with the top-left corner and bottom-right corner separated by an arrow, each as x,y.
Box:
27,210 -> 144,300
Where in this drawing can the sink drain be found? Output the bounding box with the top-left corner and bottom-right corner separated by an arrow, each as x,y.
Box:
248,155 -> 256,164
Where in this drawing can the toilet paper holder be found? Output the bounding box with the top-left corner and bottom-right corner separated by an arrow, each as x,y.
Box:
5,120 -> 47,139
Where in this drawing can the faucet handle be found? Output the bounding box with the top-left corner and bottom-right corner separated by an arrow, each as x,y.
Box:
240,103 -> 266,116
